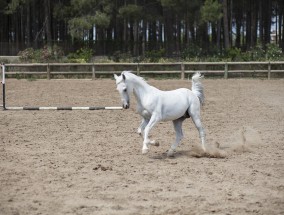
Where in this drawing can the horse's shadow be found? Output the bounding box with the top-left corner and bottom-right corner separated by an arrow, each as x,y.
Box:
149,148 -> 226,160
149,150 -> 193,160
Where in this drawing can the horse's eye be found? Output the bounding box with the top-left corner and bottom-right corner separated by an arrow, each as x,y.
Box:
123,88 -> 127,92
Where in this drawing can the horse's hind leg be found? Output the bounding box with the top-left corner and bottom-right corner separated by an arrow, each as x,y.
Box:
189,107 -> 206,152
167,118 -> 185,157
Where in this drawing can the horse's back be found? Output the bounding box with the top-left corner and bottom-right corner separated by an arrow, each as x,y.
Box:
158,88 -> 197,121
161,88 -> 197,104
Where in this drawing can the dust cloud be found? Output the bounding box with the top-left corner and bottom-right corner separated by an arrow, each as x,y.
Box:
190,126 -> 262,158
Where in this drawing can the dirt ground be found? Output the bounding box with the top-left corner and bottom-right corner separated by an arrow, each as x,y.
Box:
0,77 -> 283,215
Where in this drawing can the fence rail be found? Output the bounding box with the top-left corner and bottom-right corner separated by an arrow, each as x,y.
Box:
3,62 -> 284,79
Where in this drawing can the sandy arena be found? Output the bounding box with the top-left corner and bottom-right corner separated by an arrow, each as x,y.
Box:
0,77 -> 283,215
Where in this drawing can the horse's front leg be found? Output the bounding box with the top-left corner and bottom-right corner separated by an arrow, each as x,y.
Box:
142,115 -> 160,154
137,118 -> 148,136
138,118 -> 159,147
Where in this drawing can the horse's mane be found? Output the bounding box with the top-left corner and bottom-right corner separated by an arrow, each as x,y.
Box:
122,71 -> 148,85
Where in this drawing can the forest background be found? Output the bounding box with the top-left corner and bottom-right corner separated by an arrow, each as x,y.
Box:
0,0 -> 284,63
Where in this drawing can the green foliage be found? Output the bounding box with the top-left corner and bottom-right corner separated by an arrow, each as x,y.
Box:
62,0 -> 112,39
68,13 -> 110,39
68,16 -> 94,39
5,0 -> 23,14
2,0 -> 283,61
266,43 -> 283,61
93,12 -> 110,27
52,45 -> 65,60
181,44 -> 202,60
53,2 -> 73,21
160,0 -> 177,8
67,48 -> 93,63
247,44 -> 266,61
70,0 -> 97,13
18,45 -> 64,63
40,46 -> 53,61
111,51 -> 132,62
118,4 -> 143,20
18,48 -> 35,62
180,43 -> 284,62
225,47 -> 242,61
144,49 -> 166,62
201,0 -> 223,23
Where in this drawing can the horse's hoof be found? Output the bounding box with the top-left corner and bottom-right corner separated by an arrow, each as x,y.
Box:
167,149 -> 175,157
142,148 -> 149,154
213,141 -> 220,148
151,140 -> 159,147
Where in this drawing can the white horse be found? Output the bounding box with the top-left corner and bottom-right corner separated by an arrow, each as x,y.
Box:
114,71 -> 206,157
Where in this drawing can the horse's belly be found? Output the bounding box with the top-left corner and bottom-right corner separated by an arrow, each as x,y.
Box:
160,102 -> 189,121
162,108 -> 188,121
161,93 -> 190,121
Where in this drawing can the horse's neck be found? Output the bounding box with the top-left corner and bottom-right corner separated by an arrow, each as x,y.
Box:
127,75 -> 152,104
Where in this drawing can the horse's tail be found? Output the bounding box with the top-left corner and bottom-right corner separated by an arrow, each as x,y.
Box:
191,72 -> 205,105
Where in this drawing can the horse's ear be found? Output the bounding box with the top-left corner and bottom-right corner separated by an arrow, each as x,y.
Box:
122,74 -> 126,81
114,74 -> 118,80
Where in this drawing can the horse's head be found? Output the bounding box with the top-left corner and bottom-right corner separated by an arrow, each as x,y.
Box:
114,73 -> 130,109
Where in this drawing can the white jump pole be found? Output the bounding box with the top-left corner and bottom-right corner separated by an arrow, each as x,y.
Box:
5,106 -> 123,110
1,64 -> 122,111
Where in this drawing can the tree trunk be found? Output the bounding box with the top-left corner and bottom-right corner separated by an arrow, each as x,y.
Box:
176,16 -> 181,54
133,20 -> 139,56
278,0 -> 284,51
245,1 -> 251,50
259,1 -> 264,47
250,0 -> 258,48
164,7 -> 174,57
217,20 -> 221,51
222,0 -> 230,50
141,20 -> 146,56
262,0 -> 272,46
158,21 -> 163,50
235,17 -> 241,48
211,23 -> 217,46
44,0 -> 52,46
26,1 -> 31,47
32,1 -> 39,48
234,0 -> 242,49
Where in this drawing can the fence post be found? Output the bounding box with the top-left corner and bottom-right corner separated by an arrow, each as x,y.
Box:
137,63 -> 140,75
224,62 -> 228,79
92,64 -> 96,80
268,61 -> 271,80
1,64 -> 6,110
47,63 -> 50,80
181,63 -> 185,80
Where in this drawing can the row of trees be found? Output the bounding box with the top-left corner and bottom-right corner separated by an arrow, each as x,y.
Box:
0,0 -> 283,58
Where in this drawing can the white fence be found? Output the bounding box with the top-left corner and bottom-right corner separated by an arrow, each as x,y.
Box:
3,62 -> 284,79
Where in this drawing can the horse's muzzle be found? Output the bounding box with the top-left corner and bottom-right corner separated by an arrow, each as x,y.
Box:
123,104 -> 130,109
